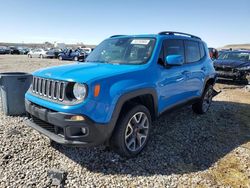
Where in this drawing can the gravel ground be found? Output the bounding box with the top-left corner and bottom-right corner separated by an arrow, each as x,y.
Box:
0,55 -> 250,187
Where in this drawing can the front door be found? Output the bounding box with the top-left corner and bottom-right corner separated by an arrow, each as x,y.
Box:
157,39 -> 190,113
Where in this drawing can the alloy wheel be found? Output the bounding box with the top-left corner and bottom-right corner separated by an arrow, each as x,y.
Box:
202,87 -> 213,112
125,112 -> 149,152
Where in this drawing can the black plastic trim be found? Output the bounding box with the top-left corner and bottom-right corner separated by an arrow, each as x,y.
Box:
158,31 -> 201,40
25,99 -> 111,146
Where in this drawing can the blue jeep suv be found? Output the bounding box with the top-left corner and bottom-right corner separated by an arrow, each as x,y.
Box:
25,31 -> 217,157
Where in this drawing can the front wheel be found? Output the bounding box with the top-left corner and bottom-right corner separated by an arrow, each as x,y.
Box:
110,104 -> 151,158
192,85 -> 214,114
58,56 -> 63,61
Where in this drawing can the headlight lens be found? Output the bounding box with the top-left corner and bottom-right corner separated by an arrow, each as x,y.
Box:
73,83 -> 87,100
237,66 -> 250,71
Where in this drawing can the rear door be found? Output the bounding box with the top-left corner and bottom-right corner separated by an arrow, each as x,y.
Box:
32,49 -> 38,57
183,40 -> 206,97
35,49 -> 41,57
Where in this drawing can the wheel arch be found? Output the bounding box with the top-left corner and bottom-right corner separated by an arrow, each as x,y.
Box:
202,76 -> 216,93
205,77 -> 216,87
106,88 -> 158,143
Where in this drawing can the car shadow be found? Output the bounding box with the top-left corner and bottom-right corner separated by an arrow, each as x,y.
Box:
51,100 -> 250,176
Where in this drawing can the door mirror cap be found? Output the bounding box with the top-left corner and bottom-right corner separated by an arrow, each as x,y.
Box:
165,55 -> 184,66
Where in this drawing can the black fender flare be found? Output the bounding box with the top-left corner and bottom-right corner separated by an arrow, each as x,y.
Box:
202,75 -> 217,93
106,88 -> 158,140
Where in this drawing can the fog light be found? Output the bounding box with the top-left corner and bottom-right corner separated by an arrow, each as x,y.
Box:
70,115 -> 85,121
81,127 -> 88,134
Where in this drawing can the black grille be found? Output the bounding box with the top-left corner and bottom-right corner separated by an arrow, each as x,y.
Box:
31,116 -> 64,136
32,77 -> 66,101
215,66 -> 233,72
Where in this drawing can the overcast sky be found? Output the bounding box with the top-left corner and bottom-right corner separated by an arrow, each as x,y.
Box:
0,0 -> 249,47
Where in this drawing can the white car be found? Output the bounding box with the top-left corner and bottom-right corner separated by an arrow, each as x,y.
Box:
82,47 -> 93,54
27,49 -> 47,58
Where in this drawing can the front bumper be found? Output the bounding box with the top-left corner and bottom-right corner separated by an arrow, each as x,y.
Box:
216,70 -> 244,80
25,99 -> 111,146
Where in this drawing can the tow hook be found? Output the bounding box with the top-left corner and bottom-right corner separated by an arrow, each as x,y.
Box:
212,88 -> 221,97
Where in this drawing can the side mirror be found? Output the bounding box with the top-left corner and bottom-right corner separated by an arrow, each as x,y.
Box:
165,55 -> 184,66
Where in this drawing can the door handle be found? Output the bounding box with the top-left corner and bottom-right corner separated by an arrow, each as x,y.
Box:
176,77 -> 184,82
201,67 -> 207,71
182,70 -> 190,75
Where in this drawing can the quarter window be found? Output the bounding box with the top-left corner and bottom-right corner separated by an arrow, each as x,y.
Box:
185,41 -> 200,63
199,42 -> 205,59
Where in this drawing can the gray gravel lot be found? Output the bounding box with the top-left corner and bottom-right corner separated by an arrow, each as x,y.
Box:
0,55 -> 250,187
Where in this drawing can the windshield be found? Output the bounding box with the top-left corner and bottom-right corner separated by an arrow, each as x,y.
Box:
86,37 -> 156,64
218,52 -> 250,62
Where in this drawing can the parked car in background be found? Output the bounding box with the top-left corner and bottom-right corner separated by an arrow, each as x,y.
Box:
214,50 -> 250,83
4,47 -> 11,54
45,48 -> 62,58
58,48 -> 87,61
0,46 -> 7,54
18,47 -> 30,55
25,31 -> 217,157
9,46 -> 20,54
82,47 -> 93,54
208,47 -> 218,60
27,48 -> 48,58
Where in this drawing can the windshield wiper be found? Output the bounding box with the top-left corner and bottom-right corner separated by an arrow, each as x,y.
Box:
86,60 -> 109,64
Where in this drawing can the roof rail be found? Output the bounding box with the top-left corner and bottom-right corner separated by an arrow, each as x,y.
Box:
158,31 -> 201,40
110,35 -> 126,38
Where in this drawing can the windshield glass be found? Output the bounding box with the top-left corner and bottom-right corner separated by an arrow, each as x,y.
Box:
218,52 -> 250,62
86,37 -> 156,64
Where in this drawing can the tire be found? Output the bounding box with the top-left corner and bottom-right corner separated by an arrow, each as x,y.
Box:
40,54 -> 44,59
192,85 -> 214,114
49,139 -> 58,148
28,54 -> 32,58
110,104 -> 151,158
74,56 -> 78,61
239,75 -> 249,85
58,56 -> 62,61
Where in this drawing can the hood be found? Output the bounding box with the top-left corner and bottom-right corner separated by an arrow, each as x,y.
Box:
214,59 -> 250,68
33,62 -> 143,83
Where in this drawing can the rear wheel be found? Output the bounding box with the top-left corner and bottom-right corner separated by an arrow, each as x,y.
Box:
74,56 -> 78,61
28,54 -> 32,58
110,104 -> 151,158
192,85 -> 214,114
40,54 -> 44,59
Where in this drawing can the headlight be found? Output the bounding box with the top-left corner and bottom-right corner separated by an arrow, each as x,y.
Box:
73,83 -> 87,100
237,66 -> 250,71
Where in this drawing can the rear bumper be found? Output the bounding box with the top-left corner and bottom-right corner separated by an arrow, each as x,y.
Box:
25,99 -> 111,146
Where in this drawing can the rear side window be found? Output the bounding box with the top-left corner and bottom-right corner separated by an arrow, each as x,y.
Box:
184,41 -> 200,63
164,40 -> 185,57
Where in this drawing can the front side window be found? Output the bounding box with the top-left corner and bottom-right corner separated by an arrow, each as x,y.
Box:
86,37 -> 156,65
185,41 -> 200,63
164,39 -> 185,57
